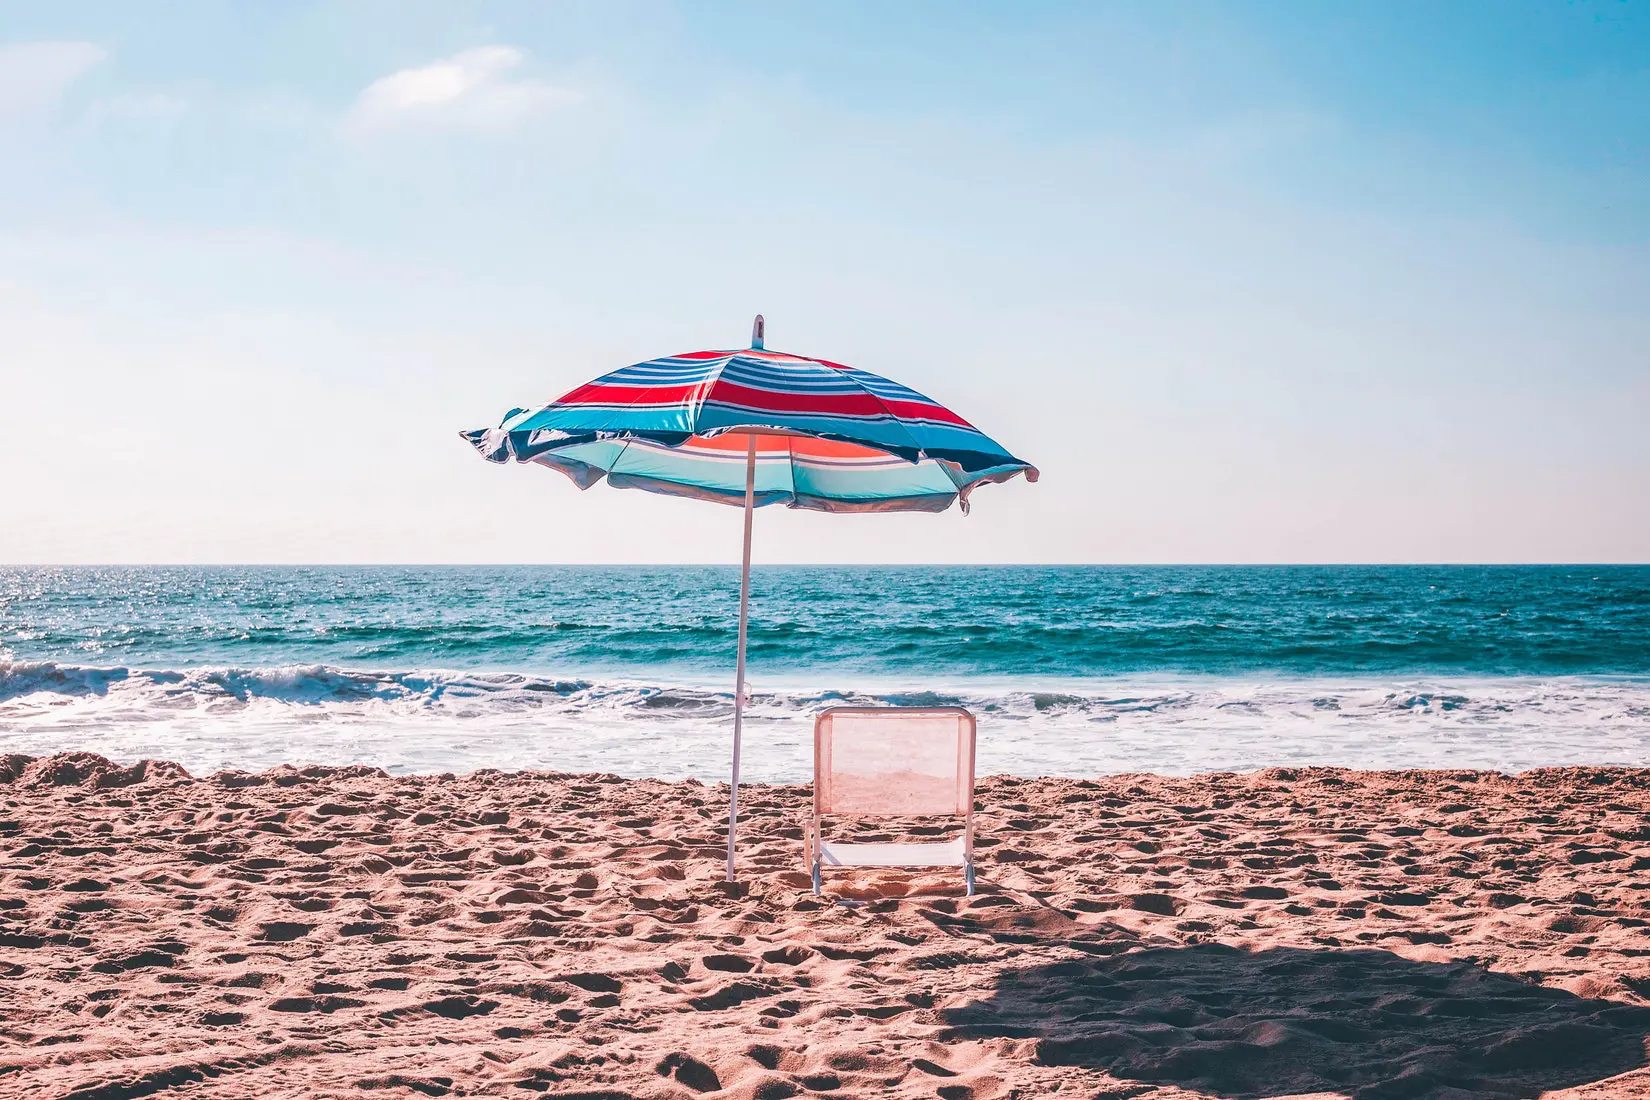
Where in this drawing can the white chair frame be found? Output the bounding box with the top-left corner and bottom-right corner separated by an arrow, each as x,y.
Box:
804,705 -> 977,897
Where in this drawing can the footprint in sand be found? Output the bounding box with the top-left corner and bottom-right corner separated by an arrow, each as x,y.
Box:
269,994 -> 363,1013
656,1052 -> 721,1092
255,920 -> 313,942
688,981 -> 772,1011
560,972 -> 622,994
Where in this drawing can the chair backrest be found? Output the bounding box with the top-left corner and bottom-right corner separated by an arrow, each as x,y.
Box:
814,707 -> 976,817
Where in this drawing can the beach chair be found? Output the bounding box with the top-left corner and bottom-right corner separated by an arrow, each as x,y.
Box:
805,706 -> 977,897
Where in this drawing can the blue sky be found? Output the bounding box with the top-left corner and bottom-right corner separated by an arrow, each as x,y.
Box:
1,1 -> 1646,563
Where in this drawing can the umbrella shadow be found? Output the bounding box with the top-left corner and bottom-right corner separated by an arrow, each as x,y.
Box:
939,943 -> 1650,1099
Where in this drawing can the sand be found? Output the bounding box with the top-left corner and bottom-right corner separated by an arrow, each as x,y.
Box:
2,753 -> 1649,1099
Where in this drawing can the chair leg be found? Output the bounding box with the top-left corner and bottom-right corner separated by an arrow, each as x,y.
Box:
805,817 -> 821,896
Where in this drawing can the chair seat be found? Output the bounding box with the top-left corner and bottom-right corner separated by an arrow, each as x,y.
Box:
818,838 -> 967,868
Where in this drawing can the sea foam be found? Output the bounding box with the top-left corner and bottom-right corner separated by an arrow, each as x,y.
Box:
3,659 -> 1647,781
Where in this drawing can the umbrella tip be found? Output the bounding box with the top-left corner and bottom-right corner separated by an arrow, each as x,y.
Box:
750,314 -> 765,350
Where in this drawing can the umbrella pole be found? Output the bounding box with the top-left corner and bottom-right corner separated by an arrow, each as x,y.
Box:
726,434 -> 757,882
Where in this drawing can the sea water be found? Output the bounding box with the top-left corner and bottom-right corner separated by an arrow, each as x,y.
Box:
2,565 -> 1647,780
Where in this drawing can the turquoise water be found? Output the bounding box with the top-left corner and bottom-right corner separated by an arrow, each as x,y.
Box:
3,565 -> 1648,778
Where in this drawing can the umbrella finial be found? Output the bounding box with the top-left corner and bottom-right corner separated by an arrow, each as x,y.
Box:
751,314 -> 765,350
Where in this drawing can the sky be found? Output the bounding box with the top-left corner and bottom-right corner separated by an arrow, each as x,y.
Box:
1,1 -> 1646,564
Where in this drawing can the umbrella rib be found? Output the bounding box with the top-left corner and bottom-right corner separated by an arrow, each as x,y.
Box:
821,362 -> 929,463
687,353 -> 730,424
786,434 -> 799,502
605,434 -> 641,483
698,353 -> 741,430
709,351 -> 930,466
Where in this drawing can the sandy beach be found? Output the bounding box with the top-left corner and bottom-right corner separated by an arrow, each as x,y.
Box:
2,752 -> 1648,1099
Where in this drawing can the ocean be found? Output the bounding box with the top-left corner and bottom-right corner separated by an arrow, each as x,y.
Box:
2,565 -> 1648,780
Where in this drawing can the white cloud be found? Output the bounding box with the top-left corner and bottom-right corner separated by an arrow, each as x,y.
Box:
344,46 -> 579,135
0,40 -> 106,117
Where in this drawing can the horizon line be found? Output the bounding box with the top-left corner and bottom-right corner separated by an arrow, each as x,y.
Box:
4,562 -> 1649,569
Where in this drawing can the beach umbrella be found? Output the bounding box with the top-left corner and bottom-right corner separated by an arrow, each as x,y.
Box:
461,316 -> 1037,880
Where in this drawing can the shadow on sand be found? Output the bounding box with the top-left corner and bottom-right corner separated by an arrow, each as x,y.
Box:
939,943 -> 1650,1099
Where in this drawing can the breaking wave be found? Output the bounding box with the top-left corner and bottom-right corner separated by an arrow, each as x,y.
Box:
4,660 -> 1648,782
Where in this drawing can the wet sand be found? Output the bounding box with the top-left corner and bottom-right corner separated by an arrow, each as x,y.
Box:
2,752 -> 1648,1099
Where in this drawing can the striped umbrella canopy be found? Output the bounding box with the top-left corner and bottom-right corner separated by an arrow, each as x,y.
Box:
461,317 -> 1037,878
464,323 -> 1035,514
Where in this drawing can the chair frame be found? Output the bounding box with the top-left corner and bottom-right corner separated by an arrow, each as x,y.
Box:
805,705 -> 978,897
